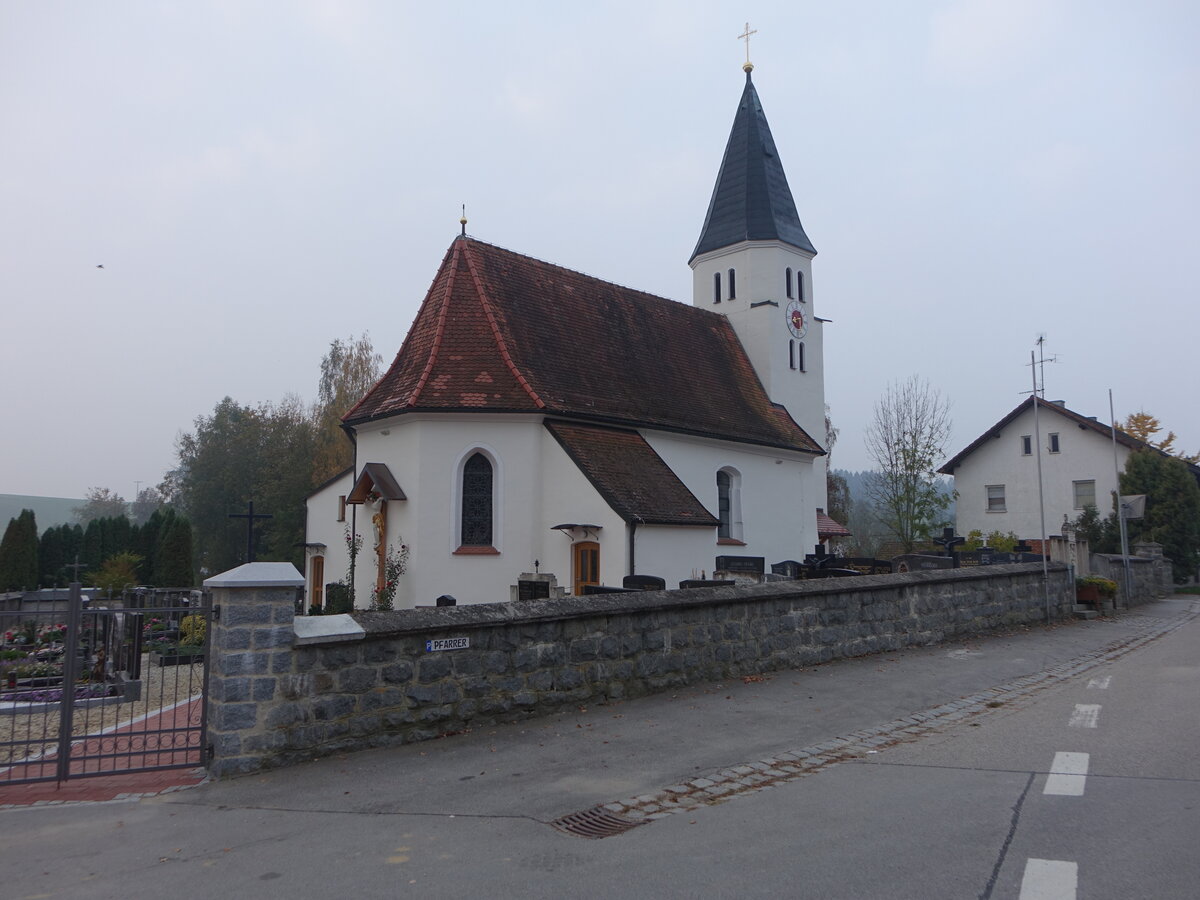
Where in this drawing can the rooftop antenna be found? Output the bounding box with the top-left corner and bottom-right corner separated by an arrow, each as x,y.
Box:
1030,334 -> 1059,399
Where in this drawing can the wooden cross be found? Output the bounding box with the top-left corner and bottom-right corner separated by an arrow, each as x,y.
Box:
229,500 -> 272,563
739,22 -> 757,66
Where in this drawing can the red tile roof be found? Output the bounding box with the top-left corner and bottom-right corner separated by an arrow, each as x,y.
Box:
345,237 -> 821,454
544,420 -> 719,527
816,511 -> 851,538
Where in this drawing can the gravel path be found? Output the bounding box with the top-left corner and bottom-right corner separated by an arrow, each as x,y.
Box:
0,654 -> 205,766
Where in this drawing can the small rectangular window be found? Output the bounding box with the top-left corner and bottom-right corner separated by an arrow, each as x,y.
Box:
797,271 -> 805,303
727,268 -> 736,300
337,495 -> 346,523
789,339 -> 796,370
797,341 -> 805,372
1049,433 -> 1060,453
713,272 -> 721,304
986,484 -> 1006,512
1021,435 -> 1032,455
786,267 -> 793,299
1073,480 -> 1096,509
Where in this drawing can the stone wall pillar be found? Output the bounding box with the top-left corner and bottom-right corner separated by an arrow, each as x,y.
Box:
203,562 -> 303,778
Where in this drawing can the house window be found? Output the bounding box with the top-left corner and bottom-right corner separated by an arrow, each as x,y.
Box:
1021,436 -> 1032,456
337,495 -> 346,522
713,272 -> 721,303
727,268 -> 736,300
1049,433 -> 1060,453
716,467 -> 743,542
986,484 -> 1006,512
460,452 -> 493,546
785,267 -> 793,299
1073,480 -> 1096,509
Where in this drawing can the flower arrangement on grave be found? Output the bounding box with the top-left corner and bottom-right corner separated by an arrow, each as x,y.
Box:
179,614 -> 206,649
369,540 -> 409,611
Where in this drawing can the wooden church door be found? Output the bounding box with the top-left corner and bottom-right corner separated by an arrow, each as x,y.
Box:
573,541 -> 600,595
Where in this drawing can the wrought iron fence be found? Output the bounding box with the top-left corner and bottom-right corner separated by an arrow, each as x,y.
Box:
0,586 -> 208,785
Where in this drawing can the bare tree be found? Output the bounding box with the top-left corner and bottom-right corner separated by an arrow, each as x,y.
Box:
864,375 -> 952,552
73,487 -> 128,524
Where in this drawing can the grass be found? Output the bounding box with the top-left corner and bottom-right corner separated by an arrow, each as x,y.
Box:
1174,585 -> 1200,595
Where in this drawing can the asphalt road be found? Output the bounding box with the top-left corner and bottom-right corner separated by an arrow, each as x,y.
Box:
3,595 -> 1197,899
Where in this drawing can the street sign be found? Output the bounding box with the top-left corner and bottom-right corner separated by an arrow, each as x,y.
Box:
426,637 -> 469,652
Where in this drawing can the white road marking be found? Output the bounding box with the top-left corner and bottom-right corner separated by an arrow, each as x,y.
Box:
1087,675 -> 1111,689
1044,751 -> 1089,796
1068,704 -> 1101,728
1019,858 -> 1078,899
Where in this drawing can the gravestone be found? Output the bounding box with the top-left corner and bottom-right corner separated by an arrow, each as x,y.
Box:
622,574 -> 666,591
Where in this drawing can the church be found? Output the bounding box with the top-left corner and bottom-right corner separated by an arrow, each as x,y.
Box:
304,61 -> 839,609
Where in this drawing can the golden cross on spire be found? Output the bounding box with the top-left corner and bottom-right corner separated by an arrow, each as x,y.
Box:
739,22 -> 757,71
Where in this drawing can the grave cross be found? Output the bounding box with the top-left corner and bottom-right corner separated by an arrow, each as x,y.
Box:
937,526 -> 966,567
64,555 -> 86,583
229,500 -> 272,563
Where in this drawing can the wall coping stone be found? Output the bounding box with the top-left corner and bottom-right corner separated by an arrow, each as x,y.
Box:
204,562 -> 305,589
352,562 -> 1066,638
294,614 -> 366,645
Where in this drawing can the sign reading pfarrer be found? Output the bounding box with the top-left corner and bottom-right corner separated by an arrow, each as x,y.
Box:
426,637 -> 469,652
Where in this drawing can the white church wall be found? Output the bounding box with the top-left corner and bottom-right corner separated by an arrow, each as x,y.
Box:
353,414 -> 554,608
536,428 -> 627,593
633,525 -> 716,588
303,469 -> 353,609
643,430 -> 818,570
951,406 -> 1127,541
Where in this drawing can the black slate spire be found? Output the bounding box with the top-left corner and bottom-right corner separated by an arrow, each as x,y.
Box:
690,70 -> 816,262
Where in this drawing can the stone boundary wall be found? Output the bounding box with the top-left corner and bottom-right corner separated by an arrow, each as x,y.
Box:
205,562 -> 1071,777
1089,554 -> 1171,606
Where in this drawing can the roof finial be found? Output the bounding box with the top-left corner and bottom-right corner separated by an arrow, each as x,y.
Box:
460,203 -> 467,237
739,22 -> 757,73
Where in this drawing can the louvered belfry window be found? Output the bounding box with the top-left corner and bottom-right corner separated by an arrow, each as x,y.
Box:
461,453 -> 493,546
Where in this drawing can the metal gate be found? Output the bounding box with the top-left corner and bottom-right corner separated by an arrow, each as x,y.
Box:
0,586 -> 209,786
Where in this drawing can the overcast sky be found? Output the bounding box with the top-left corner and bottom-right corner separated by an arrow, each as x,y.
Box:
3,0 -> 1197,501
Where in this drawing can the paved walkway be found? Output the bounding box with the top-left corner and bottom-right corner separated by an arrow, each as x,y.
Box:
0,696 -> 207,807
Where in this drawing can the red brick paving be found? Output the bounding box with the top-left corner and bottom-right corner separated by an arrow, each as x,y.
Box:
0,697 -> 208,807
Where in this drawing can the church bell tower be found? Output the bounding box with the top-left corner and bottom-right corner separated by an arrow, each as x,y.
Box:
689,59 -> 827,500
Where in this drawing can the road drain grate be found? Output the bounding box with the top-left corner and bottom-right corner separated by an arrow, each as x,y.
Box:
551,806 -> 646,839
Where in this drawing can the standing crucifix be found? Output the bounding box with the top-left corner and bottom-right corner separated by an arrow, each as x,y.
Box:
739,22 -> 757,68
229,500 -> 272,563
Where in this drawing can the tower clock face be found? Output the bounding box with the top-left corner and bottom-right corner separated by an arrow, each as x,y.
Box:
785,300 -> 808,338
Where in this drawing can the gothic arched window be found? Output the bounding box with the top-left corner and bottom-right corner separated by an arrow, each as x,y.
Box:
786,267 -> 793,299
460,453 -> 493,546
716,468 -> 743,542
713,272 -> 722,304
727,268 -> 737,300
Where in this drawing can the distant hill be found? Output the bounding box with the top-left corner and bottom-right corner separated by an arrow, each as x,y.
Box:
0,495 -> 83,531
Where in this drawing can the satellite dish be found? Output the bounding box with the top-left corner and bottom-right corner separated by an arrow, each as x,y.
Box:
1120,494 -> 1146,519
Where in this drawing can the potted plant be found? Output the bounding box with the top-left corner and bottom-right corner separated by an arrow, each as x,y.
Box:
1076,576 -> 1117,611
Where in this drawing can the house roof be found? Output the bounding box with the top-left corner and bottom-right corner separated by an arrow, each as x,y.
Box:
544,420 -> 719,527
816,511 -> 851,539
939,397 -> 1200,476
344,236 -> 822,455
690,70 -> 816,262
